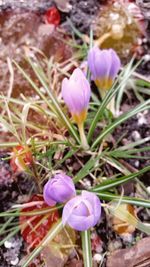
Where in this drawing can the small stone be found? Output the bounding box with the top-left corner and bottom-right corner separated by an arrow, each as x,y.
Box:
108,240 -> 122,252
143,54 -> 150,61
93,253 -> 102,263
38,24 -> 55,36
109,13 -> 119,20
132,131 -> 141,141
137,113 -> 147,126
121,233 -> 133,243
134,160 -> 140,168
83,178 -> 92,188
10,258 -> 19,266
4,241 -> 12,249
147,186 -> 150,194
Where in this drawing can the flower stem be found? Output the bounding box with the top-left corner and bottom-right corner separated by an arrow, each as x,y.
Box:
95,32 -> 112,47
99,90 -> 115,116
78,122 -> 89,150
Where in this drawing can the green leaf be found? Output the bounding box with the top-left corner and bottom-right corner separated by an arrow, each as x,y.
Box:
87,59 -> 139,143
27,57 -> 80,144
92,165 -> 150,192
81,230 -> 92,267
96,192 -> 150,208
136,79 -> 150,88
73,155 -> 102,183
13,60 -> 80,144
92,99 -> 150,148
115,57 -> 136,113
0,227 -> 20,246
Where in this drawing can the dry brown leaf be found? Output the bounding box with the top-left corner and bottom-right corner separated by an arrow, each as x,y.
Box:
41,226 -> 77,267
112,204 -> 137,235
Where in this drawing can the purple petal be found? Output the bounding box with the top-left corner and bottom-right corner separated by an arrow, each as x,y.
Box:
43,182 -> 56,206
88,47 -> 121,82
82,191 -> 101,224
43,173 -> 76,205
55,174 -> 76,193
62,196 -> 82,225
73,201 -> 89,216
61,68 -> 91,114
50,183 -> 75,203
88,46 -> 100,80
62,191 -> 101,231
66,214 -> 95,231
108,49 -> 121,79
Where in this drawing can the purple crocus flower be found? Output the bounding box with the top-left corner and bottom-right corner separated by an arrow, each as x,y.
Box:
62,191 -> 101,231
88,46 -> 121,91
61,68 -> 91,124
43,173 -> 76,206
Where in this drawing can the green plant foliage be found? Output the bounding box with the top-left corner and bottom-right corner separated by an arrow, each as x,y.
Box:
0,23 -> 150,267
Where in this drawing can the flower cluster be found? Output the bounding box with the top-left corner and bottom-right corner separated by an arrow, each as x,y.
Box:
61,46 -> 120,120
43,173 -> 101,231
43,46 -> 121,230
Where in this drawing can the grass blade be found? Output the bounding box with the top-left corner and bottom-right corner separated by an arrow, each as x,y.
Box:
87,59 -> 138,143
27,58 -> 80,144
96,192 -> 150,208
92,99 -> 150,148
13,60 -> 80,144
22,220 -> 63,267
81,230 -> 92,267
92,166 -> 150,192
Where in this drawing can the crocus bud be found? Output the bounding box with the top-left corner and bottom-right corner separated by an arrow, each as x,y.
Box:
43,173 -> 76,206
88,46 -> 121,92
62,191 -> 101,231
61,68 -> 91,125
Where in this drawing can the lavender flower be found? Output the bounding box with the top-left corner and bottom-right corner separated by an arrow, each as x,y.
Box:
88,46 -> 121,91
62,191 -> 101,231
43,173 -> 76,206
61,68 -> 91,125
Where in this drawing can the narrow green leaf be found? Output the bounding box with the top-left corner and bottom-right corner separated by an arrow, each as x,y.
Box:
87,59 -> 139,143
0,227 -> 20,246
13,60 -> 80,144
73,155 -> 102,183
92,99 -> 150,148
92,165 -> 150,192
26,58 -> 80,144
96,192 -> 150,208
136,79 -> 150,88
115,57 -> 135,113
81,230 -> 92,267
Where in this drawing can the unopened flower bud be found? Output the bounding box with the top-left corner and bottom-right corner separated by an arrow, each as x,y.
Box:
43,173 -> 76,206
61,68 -> 91,125
88,46 -> 121,93
62,191 -> 101,231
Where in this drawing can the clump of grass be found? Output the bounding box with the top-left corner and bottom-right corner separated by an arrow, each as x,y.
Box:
0,25 -> 150,267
